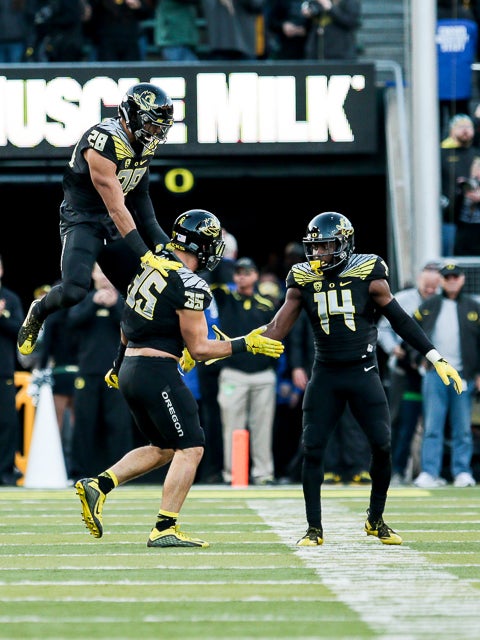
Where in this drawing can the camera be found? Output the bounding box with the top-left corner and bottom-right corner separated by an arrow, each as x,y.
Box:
459,177 -> 480,192
301,0 -> 324,18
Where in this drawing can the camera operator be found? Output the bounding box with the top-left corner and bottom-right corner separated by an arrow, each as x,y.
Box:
300,0 -> 361,60
454,157 -> 480,256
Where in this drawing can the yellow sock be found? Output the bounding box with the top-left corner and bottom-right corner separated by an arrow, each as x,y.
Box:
105,469 -> 119,487
157,509 -> 178,520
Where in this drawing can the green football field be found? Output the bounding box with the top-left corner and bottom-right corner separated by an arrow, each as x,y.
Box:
0,484 -> 479,640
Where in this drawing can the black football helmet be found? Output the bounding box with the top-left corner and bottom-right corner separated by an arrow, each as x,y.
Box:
119,83 -> 173,149
303,212 -> 355,272
170,210 -> 225,271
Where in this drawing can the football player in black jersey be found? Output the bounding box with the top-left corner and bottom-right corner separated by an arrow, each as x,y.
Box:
75,209 -> 284,548
18,82 -> 181,357
262,211 -> 463,546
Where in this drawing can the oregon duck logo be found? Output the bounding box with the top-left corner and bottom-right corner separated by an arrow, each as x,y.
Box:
133,90 -> 157,112
198,217 -> 221,237
336,217 -> 354,237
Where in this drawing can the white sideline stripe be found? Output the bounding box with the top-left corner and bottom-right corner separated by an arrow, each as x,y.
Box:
0,551 -> 285,558
0,615 -> 340,623
0,597 -> 337,603
0,565 -> 300,571
250,499 -> 479,640
0,580 -> 323,586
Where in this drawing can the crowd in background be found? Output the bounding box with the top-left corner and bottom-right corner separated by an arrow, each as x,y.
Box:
0,0 -> 362,64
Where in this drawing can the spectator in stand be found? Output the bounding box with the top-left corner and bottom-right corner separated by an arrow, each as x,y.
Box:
440,113 -> 480,256
413,262 -> 480,488
0,0 -> 28,62
0,255 -> 24,486
436,0 -> 478,136
377,263 -> 441,485
67,264 -> 134,479
453,156 -> 480,255
153,0 -> 200,61
266,0 -> 308,60
301,0 -> 361,60
88,0 -> 153,61
202,0 -> 267,60
24,0 -> 91,62
212,257 -> 278,485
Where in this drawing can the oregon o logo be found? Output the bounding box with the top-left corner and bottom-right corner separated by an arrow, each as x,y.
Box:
165,168 -> 194,193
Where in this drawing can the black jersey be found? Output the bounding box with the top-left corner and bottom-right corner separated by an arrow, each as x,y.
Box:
286,253 -> 389,363
62,116 -> 156,216
121,252 -> 213,358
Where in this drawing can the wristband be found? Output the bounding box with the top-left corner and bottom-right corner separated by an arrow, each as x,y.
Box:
231,338 -> 247,354
124,229 -> 149,258
425,349 -> 442,364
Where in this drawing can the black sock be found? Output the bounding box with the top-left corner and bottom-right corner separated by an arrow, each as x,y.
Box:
155,514 -> 177,532
97,472 -> 115,494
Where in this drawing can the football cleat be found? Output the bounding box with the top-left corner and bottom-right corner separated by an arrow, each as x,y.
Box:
296,526 -> 324,546
147,524 -> 209,548
364,510 -> 402,545
323,472 -> 342,485
350,470 -> 371,485
75,477 -> 106,538
17,299 -> 44,355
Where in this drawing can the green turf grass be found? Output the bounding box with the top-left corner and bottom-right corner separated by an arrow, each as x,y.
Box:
0,485 -> 479,639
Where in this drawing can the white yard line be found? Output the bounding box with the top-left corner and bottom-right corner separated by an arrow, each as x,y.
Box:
250,499 -> 479,640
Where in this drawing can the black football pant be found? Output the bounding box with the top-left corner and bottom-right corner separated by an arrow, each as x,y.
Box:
40,223 -> 138,320
301,360 -> 391,528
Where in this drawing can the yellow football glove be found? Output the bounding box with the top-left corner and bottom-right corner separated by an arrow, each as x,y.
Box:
179,347 -> 196,374
105,368 -> 119,390
433,358 -> 463,394
141,251 -> 182,277
205,324 -> 283,365
243,326 -> 284,358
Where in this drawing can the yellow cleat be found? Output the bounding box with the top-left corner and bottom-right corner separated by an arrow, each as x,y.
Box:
75,477 -> 106,538
147,524 -> 209,548
296,527 -> 323,546
17,299 -> 44,355
364,510 -> 402,545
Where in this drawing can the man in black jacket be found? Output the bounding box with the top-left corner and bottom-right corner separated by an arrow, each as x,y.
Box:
413,262 -> 480,489
0,255 -> 24,486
